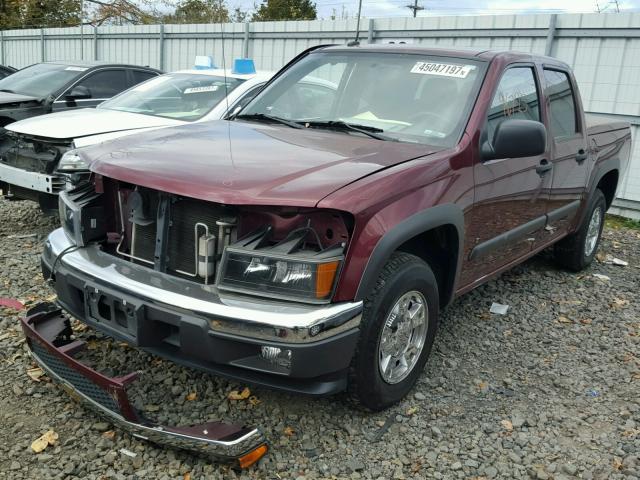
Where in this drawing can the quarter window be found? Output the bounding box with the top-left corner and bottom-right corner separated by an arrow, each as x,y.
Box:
543,69 -> 578,140
486,67 -> 541,140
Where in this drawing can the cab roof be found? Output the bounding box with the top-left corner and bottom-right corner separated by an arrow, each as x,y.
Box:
318,44 -> 569,67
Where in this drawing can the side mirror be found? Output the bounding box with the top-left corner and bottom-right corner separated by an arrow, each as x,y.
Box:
65,85 -> 92,100
481,119 -> 546,161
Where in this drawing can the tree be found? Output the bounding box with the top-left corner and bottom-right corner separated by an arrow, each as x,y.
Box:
230,6 -> 250,22
84,0 -> 165,26
164,0 -> 229,24
0,0 -> 79,29
252,0 -> 316,21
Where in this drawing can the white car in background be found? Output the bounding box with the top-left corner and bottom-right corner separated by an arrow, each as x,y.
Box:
0,59 -> 274,211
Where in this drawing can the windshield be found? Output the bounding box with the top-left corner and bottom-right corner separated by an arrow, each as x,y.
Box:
241,51 -> 485,146
0,63 -> 84,97
100,73 -> 245,121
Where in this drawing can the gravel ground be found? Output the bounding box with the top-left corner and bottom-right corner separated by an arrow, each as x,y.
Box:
0,197 -> 638,480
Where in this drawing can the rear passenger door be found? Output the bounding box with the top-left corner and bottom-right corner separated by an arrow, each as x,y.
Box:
463,65 -> 551,286
53,68 -> 129,111
541,68 -> 589,242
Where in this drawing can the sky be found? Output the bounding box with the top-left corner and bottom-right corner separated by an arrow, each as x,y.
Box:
229,0 -> 640,18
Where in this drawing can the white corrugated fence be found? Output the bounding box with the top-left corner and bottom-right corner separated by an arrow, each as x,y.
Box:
0,13 -> 639,217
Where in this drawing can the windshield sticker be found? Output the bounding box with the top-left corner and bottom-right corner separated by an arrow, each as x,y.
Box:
184,85 -> 219,94
411,62 -> 475,78
65,66 -> 88,72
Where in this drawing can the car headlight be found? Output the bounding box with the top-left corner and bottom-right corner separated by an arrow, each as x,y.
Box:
59,183 -> 106,246
57,149 -> 90,172
217,248 -> 342,303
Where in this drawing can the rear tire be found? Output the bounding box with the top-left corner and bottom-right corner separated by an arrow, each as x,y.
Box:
553,189 -> 606,272
348,252 -> 439,411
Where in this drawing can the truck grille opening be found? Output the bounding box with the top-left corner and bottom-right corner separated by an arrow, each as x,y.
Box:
115,187 -> 236,283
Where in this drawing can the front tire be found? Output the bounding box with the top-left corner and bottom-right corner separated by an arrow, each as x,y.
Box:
348,252 -> 439,411
553,189 -> 606,272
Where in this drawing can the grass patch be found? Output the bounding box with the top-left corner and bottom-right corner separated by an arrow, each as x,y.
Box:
605,214 -> 640,231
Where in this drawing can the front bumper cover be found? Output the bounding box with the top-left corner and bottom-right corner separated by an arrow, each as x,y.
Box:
42,228 -> 362,395
21,303 -> 268,468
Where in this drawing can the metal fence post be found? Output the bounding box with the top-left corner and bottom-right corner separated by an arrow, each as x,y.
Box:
0,31 -> 4,66
40,29 -> 45,61
243,22 -> 250,58
159,24 -> 165,71
545,14 -> 557,57
367,19 -> 375,44
93,26 -> 98,60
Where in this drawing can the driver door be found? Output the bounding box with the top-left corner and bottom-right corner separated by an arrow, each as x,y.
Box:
462,65 -> 552,286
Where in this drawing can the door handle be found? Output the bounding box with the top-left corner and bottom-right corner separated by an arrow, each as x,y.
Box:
575,149 -> 588,164
536,159 -> 553,176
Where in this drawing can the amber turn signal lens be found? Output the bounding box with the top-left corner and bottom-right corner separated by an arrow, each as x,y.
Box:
238,444 -> 268,469
315,261 -> 340,299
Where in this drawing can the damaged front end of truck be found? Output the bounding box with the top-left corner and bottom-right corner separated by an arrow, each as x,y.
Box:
29,166 -> 362,464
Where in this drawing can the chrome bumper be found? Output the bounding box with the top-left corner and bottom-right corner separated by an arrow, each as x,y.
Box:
22,304 -> 268,467
44,228 -> 362,343
0,162 -> 64,194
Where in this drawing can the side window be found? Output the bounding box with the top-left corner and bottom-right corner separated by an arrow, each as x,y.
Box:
73,69 -> 129,99
486,67 -> 540,140
131,70 -> 158,86
543,69 -> 578,140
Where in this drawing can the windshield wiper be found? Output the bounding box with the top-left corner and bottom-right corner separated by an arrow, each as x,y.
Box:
236,113 -> 303,129
303,120 -> 396,141
0,89 -> 15,94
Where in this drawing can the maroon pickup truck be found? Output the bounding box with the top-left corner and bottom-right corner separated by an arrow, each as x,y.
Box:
25,45 -> 631,463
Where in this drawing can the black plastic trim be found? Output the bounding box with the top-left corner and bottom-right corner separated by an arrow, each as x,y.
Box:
469,215 -> 545,261
355,203 -> 465,303
547,200 -> 580,224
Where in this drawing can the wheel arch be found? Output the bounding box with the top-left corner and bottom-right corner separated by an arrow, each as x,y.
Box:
354,204 -> 465,307
596,169 -> 619,210
573,156 -> 620,229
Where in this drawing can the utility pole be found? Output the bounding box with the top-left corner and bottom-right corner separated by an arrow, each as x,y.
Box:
406,0 -> 424,17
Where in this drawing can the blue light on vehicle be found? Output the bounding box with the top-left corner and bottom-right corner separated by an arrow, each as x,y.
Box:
194,56 -> 217,70
232,58 -> 256,75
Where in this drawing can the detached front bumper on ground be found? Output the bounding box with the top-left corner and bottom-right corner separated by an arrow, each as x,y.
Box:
21,303 -> 269,468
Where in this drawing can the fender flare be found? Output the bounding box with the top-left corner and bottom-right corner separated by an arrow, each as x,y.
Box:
354,203 -> 465,303
576,155 -> 620,227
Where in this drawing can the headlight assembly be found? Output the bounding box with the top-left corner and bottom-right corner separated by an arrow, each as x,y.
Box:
217,248 -> 342,303
57,149 -> 90,172
59,183 -> 106,247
